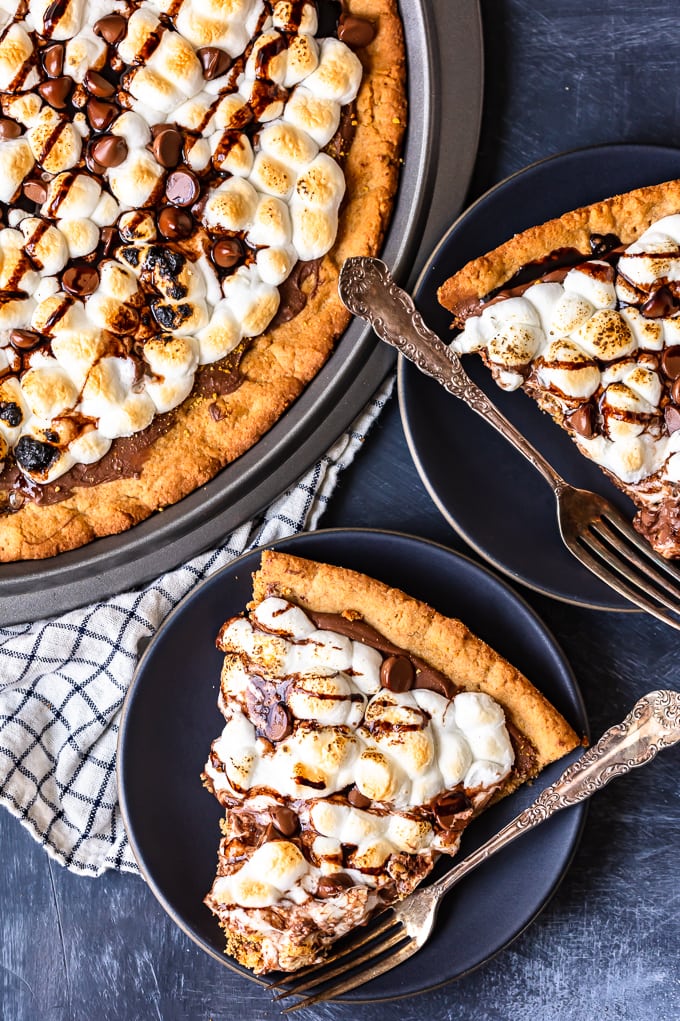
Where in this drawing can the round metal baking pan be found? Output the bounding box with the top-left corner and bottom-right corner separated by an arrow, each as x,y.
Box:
0,0 -> 484,624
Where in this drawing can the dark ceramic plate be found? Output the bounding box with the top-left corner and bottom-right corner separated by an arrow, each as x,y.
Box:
399,144 -> 680,609
118,528 -> 587,1002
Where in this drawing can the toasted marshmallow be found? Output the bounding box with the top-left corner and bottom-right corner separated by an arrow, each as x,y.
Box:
203,176 -> 259,232
272,1 -> 317,35
64,28 -> 106,82
283,85 -> 341,147
195,301 -> 241,364
19,217 -> 69,275
618,215 -> 680,288
20,359 -> 78,420
563,264 -> 617,309
538,338 -> 601,399
221,266 -> 279,337
575,309 -> 637,361
29,0 -> 85,39
57,218 -> 100,260
303,37 -> 362,104
0,137 -> 34,203
80,357 -> 156,439
0,23 -> 38,90
27,107 -> 81,174
42,172 -> 101,220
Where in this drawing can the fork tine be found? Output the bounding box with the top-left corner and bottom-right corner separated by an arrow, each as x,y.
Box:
597,507 -> 680,586
574,537 -> 680,629
280,938 -> 417,1014
274,922 -> 406,1001
267,911 -> 396,995
586,522 -> 680,615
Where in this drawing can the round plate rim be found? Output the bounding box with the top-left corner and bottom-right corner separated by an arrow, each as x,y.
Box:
118,526 -> 588,1002
399,141 -> 680,611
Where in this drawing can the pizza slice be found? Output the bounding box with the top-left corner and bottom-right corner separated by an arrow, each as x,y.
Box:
438,179 -> 680,558
201,549 -> 580,974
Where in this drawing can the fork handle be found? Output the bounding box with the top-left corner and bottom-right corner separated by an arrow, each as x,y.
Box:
338,256 -> 568,492
431,689 -> 680,897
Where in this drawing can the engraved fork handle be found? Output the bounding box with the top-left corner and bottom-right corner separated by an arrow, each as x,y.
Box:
338,256 -> 569,494
431,689 -> 680,897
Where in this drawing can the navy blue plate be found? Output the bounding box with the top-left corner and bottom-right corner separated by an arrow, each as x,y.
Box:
118,528 -> 587,1001
399,144 -> 680,609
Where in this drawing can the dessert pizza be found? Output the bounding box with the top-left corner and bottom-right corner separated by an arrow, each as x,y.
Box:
201,550 -> 580,974
0,0 -> 405,560
438,179 -> 680,559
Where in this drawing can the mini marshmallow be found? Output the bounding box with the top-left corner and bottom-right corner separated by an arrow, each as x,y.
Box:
42,172 -> 101,220
21,361 -> 78,420
19,218 -> 69,276
57,218 -> 100,260
0,137 -> 34,203
303,37 -> 362,105
283,85 -> 341,147
575,309 -> 637,361
537,338 -> 601,399
27,107 -> 81,174
0,23 -> 38,90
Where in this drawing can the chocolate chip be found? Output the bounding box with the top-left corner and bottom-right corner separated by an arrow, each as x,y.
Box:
433,791 -> 472,829
86,98 -> 118,132
83,70 -> 116,98
316,873 -> 354,898
38,76 -> 73,110
260,822 -> 281,843
672,380 -> 680,407
568,403 -> 595,439
641,286 -> 679,319
413,666 -> 456,700
665,405 -> 680,434
347,786 -> 371,809
337,14 -> 376,47
380,654 -> 414,692
271,806 -> 299,837
152,126 -> 183,169
165,167 -> 200,206
100,225 -> 119,256
197,46 -> 231,80
265,702 -> 293,743
157,206 -> 193,240
42,43 -> 64,78
211,237 -> 242,269
0,118 -> 21,139
93,13 -> 127,44
61,264 -> 99,297
662,346 -> 680,380
22,180 -> 48,205
91,133 -> 128,167
9,328 -> 42,351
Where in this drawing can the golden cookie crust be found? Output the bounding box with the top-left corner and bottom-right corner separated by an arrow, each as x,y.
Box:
251,549 -> 581,773
0,0 -> 406,562
438,178 -> 680,320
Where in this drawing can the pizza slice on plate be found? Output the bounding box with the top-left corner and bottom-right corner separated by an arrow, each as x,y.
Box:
439,179 -> 680,558
201,550 -> 580,973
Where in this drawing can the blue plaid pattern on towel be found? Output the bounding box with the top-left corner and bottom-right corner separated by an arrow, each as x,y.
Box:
0,378 -> 393,876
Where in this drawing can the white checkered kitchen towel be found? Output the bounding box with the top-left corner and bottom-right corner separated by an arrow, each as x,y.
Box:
0,377 -> 393,875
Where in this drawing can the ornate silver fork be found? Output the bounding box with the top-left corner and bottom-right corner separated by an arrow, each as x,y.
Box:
338,256 -> 680,630
271,689 -> 680,1011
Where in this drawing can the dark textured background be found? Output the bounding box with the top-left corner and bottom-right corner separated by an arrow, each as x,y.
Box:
3,1 -> 680,1018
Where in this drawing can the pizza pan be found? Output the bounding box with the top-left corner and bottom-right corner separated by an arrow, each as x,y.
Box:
0,0 -> 484,625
